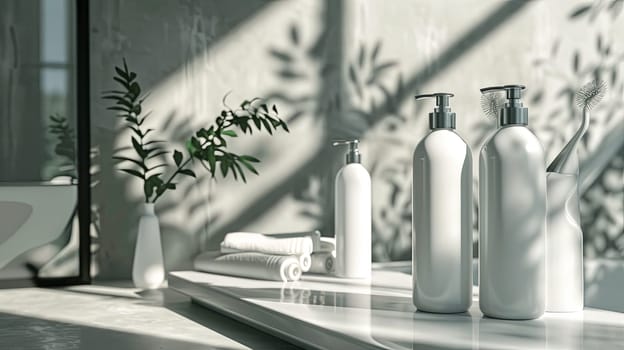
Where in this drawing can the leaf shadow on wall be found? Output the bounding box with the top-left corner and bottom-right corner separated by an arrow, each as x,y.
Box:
204,0 -> 532,262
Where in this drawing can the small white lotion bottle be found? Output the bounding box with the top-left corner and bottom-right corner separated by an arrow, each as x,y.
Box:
334,140 -> 372,279
479,85 -> 547,320
412,93 -> 473,313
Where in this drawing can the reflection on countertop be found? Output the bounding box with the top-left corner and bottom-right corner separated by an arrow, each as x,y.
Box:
170,265 -> 624,350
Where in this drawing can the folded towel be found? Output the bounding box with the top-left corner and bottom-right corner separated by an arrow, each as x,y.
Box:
221,232 -> 314,256
319,237 -> 335,253
309,252 -> 336,274
263,230 -> 321,251
194,251 -> 302,282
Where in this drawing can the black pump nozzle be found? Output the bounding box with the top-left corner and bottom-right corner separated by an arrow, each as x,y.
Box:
414,93 -> 456,129
332,139 -> 361,164
480,85 -> 528,126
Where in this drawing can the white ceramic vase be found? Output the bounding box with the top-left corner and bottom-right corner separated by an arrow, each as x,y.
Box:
546,172 -> 584,312
132,203 -> 165,289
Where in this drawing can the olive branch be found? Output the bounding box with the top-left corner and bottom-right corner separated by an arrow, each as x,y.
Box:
103,59 -> 289,204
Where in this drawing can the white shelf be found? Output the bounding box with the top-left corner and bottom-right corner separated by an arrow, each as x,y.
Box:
169,266 -> 624,350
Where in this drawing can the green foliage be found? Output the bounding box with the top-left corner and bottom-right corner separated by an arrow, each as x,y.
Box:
187,96 -> 288,184
104,59 -> 289,204
104,59 -> 177,203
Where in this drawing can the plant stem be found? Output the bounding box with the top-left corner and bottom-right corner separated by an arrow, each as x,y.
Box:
151,157 -> 192,203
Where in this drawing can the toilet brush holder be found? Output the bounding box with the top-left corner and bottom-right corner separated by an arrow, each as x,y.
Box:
546,172 -> 584,312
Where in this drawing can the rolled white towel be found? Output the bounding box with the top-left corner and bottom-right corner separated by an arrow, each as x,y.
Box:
299,254 -> 312,272
221,246 -> 311,273
194,251 -> 302,282
309,251 -> 336,274
221,232 -> 314,256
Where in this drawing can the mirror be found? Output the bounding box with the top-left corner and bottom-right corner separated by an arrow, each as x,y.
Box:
0,0 -> 90,286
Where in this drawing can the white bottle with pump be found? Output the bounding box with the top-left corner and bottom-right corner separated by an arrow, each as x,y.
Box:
479,85 -> 547,320
412,93 -> 473,313
333,140 -> 371,279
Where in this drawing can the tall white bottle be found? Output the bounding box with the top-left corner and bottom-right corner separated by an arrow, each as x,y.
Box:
334,140 -> 372,279
412,93 -> 473,313
479,85 -> 547,320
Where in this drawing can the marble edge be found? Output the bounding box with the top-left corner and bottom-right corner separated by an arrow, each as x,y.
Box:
168,272 -> 385,350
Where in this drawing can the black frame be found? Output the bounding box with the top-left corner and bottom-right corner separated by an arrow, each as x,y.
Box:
1,0 -> 91,287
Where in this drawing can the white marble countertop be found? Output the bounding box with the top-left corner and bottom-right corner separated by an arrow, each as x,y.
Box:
169,266 -> 624,350
0,282 -> 300,349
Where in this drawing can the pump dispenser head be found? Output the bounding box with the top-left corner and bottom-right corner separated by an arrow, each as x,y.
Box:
414,93 -> 456,129
480,85 -> 528,126
332,139 -> 361,164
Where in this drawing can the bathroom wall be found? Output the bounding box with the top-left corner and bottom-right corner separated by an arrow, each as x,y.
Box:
89,0 -> 624,279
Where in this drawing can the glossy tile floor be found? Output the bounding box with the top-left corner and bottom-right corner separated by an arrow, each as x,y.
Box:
0,283 -> 301,350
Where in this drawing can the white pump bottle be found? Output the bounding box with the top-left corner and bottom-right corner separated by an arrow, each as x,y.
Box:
412,93 -> 473,313
479,85 -> 547,320
334,140 -> 371,279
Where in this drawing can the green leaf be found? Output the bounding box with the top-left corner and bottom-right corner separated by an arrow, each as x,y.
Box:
191,137 -> 202,151
206,148 -> 216,172
272,104 -> 278,114
186,138 -> 198,154
215,134 -> 228,148
281,120 -> 290,132
268,116 -> 281,128
261,119 -> 273,135
144,181 -> 154,201
146,173 -> 163,184
233,161 -> 247,183
173,150 -> 183,166
239,158 -> 259,175
179,168 -> 196,178
132,137 -> 146,158
220,159 -> 229,177
221,130 -> 238,137
240,155 -> 260,163
166,183 -> 176,190
230,163 -> 238,180
120,168 -> 144,178
196,128 -> 210,139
